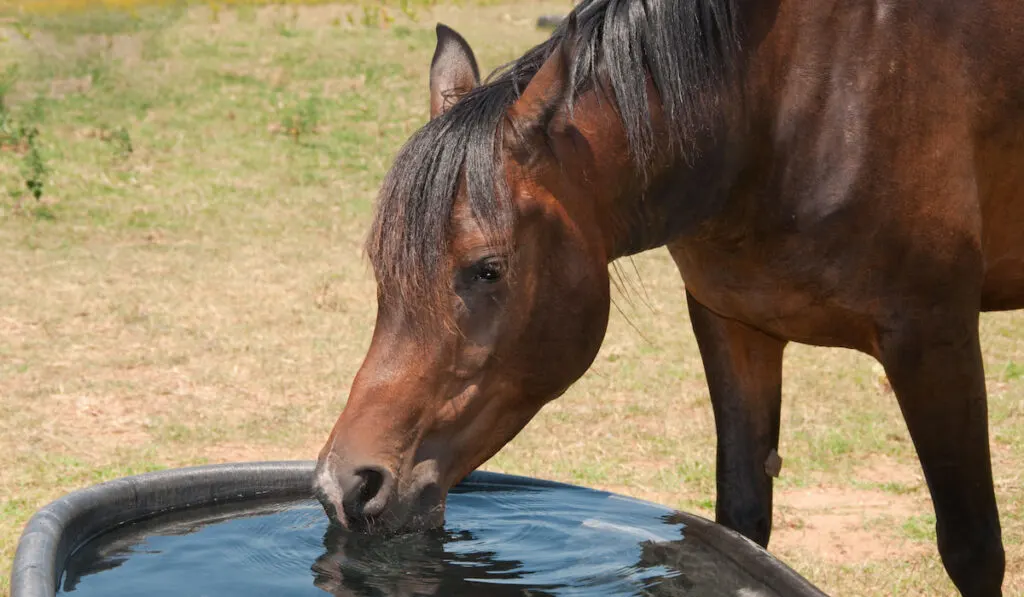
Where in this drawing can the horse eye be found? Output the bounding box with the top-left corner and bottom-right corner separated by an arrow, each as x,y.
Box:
472,260 -> 503,283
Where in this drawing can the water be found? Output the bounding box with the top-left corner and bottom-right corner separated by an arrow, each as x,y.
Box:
59,478 -> 781,597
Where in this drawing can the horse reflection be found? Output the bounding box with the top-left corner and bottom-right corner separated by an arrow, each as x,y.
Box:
311,524 -> 558,597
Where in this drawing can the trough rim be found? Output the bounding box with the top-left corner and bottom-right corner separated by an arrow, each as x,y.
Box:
11,460 -> 828,597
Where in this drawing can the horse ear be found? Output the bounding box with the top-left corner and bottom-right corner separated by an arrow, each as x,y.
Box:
430,24 -> 481,119
508,13 -> 578,127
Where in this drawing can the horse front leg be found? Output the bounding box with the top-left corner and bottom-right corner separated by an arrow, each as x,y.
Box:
879,310 -> 1004,597
686,292 -> 786,547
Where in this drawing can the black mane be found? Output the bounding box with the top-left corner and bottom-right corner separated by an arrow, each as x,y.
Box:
367,0 -> 741,313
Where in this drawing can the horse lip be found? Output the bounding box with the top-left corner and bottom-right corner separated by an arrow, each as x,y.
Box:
410,481 -> 446,531
415,481 -> 444,511
342,506 -> 443,536
334,477 -> 445,535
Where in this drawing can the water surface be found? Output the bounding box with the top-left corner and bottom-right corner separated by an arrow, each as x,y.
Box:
60,477 -> 781,596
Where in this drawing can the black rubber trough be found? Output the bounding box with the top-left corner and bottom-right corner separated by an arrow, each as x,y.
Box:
11,461 -> 829,597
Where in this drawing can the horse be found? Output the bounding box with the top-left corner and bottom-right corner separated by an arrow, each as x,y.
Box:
313,1 -> 1024,595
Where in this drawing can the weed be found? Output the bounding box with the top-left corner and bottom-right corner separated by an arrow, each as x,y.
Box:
361,4 -> 395,28
1,70 -> 50,213
103,125 -> 134,159
19,125 -> 46,200
901,514 -> 938,542
397,0 -> 420,21
1004,360 -> 1024,381
278,94 -> 320,143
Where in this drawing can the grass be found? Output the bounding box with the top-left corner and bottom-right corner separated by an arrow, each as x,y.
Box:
1,2 -> 1022,596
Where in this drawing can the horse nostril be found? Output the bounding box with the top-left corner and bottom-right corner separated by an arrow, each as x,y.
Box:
358,467 -> 384,506
341,465 -> 394,520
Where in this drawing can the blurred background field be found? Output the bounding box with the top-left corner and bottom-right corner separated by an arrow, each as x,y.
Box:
1,1 -> 1021,595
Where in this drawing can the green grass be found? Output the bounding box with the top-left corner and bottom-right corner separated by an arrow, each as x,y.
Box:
902,514 -> 939,543
1,2 -> 1022,596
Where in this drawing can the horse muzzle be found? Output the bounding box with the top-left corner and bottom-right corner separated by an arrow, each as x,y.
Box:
314,454 -> 446,534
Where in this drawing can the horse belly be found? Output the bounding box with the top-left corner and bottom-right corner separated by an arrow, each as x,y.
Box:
977,119 -> 1024,311
669,242 -> 882,354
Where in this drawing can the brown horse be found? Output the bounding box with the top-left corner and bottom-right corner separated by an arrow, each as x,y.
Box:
314,1 -> 1024,595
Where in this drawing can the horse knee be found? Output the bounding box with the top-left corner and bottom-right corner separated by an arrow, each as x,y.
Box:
938,522 -> 1004,597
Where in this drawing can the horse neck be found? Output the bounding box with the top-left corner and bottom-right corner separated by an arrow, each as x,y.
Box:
562,93 -> 747,263
573,6 -> 781,262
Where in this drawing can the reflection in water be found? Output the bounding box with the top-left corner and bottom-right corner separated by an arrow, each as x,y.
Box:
311,524 -> 557,597
59,480 -> 790,597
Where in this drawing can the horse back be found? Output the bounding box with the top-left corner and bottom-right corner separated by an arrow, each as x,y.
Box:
756,0 -> 1024,310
